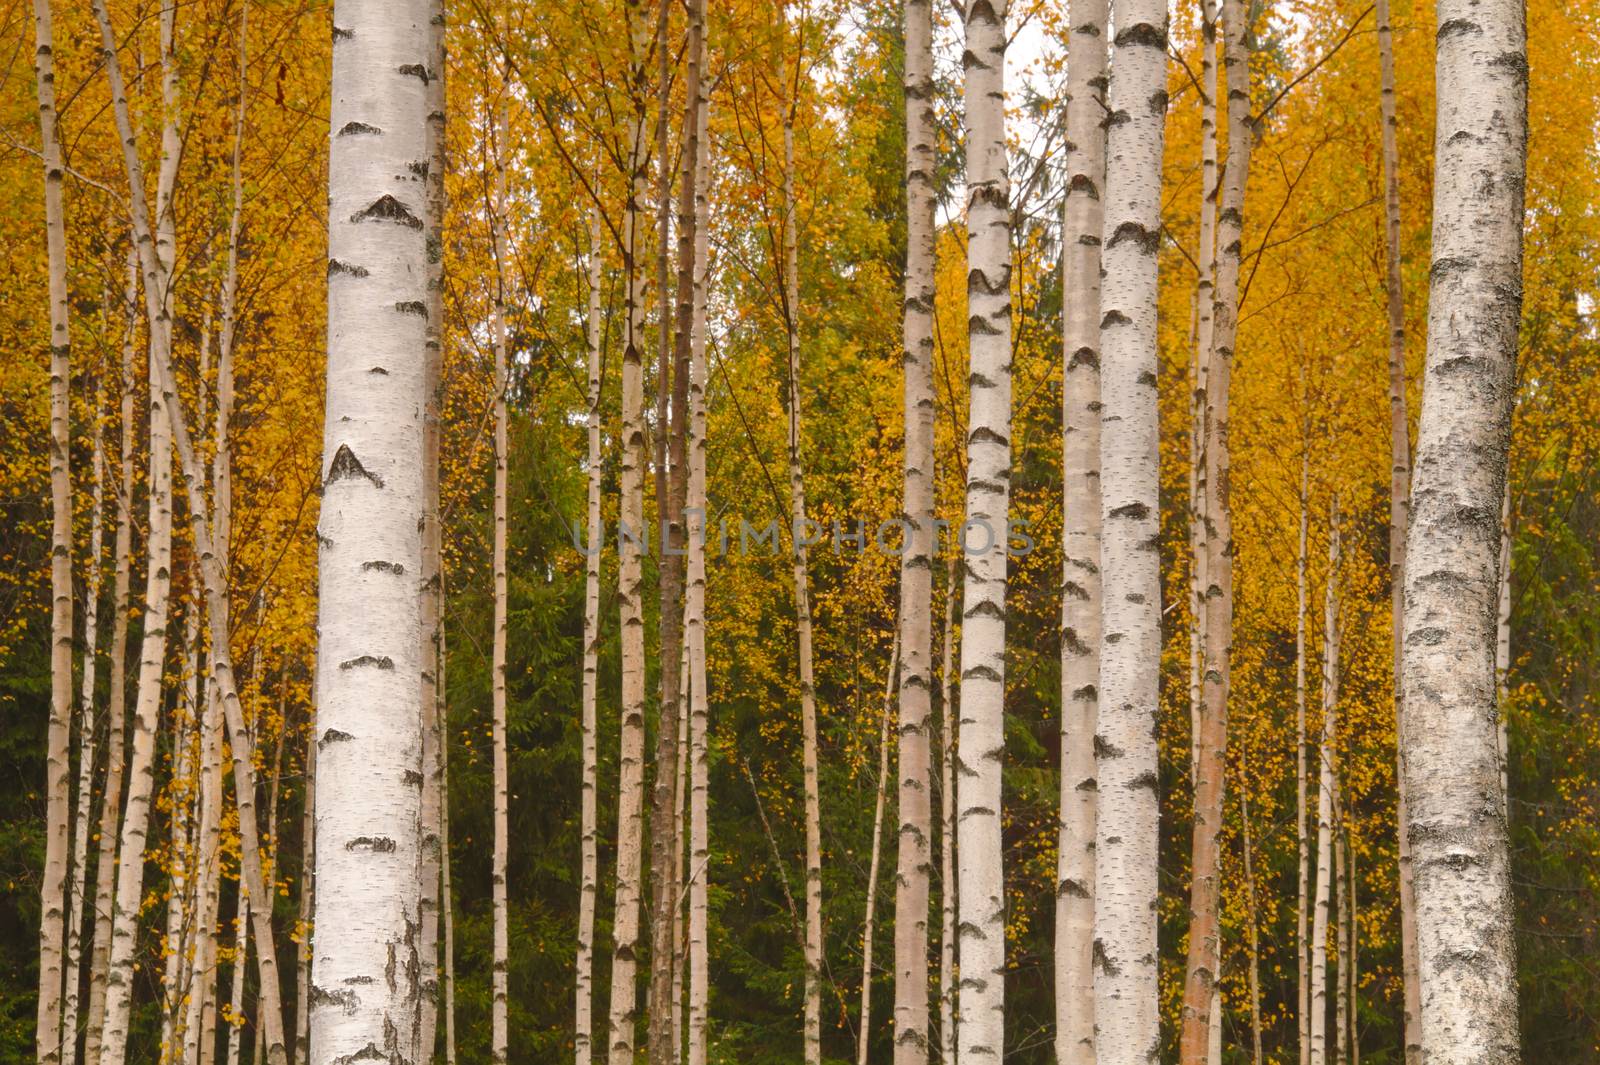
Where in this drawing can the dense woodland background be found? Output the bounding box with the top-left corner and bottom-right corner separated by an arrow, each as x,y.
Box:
2,0 -> 1598,1061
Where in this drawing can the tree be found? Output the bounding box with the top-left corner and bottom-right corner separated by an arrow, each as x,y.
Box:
1055,0 -> 1108,1059
955,0 -> 1012,1058
1399,0 -> 1527,1060
1310,503 -> 1341,1065
1094,1 -> 1169,1061
892,0 -> 937,1058
312,0 -> 434,1060
489,98 -> 512,1065
32,0 -> 74,1055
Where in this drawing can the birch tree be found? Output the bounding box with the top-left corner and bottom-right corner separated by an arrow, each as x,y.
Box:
84,252 -> 139,1065
489,98 -> 512,1064
892,0 -> 936,1058
1295,449 -> 1311,1065
608,3 -> 655,1056
859,638 -> 899,1065
685,69 -> 712,1065
1182,0 -> 1252,1055
1374,2 -> 1421,1057
938,575 -> 957,1065
312,0 -> 433,1060
777,12 -> 825,1058
1310,506 -> 1341,1065
1399,0 -> 1526,1059
955,0 -> 1012,1058
1055,0 -> 1108,1059
33,0 -> 74,1052
576,206 -> 603,1065
1095,2 -> 1169,1061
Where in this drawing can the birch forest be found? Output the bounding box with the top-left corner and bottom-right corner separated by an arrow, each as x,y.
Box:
7,0 -> 1598,1061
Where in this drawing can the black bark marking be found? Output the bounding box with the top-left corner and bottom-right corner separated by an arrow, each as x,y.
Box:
352,195 -> 423,229
309,984 -> 361,1013
346,836 -> 398,853
320,728 -> 354,748
362,560 -> 406,575
326,443 -> 383,488
328,259 -> 370,278
1114,22 -> 1168,50
339,655 -> 395,671
397,63 -> 430,83
394,300 -> 428,318
1110,502 -> 1151,521
1101,309 -> 1132,328
1107,221 -> 1161,254
338,121 -> 381,137
1436,18 -> 1480,39
1058,877 -> 1091,898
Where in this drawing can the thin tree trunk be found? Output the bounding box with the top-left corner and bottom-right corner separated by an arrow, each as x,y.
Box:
225,897 -> 249,1065
938,571 -> 957,1065
1495,487 -> 1512,816
309,0 -> 434,1059
1347,830 -> 1358,1065
1400,2 -> 1526,1059
1182,2 -> 1251,1056
418,1 -> 447,1056
34,0 -> 75,1053
685,69 -> 711,1065
439,578 -> 457,1065
1241,781 -> 1264,1065
576,204 -> 604,1065
488,98 -> 512,1064
295,719 -> 315,1065
650,2 -> 703,1057
609,4 -> 654,1056
1334,795 -> 1347,1065
1373,2 -> 1421,1058
63,414 -> 106,1065
1095,4 -> 1169,1062
1310,503 -> 1340,1065
670,656 -> 689,1065
1295,448 -> 1311,1065
779,18 -> 824,1062
1055,0 -> 1107,1057
858,638 -> 900,1065
164,584 -> 200,1061
894,0 -> 937,1059
85,251 -> 138,1065
248,715 -> 287,1065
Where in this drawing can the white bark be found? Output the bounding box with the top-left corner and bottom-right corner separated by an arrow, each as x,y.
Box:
894,0 -> 936,1058
577,205 -> 603,1065
84,252 -> 138,1065
1310,507 -> 1340,1065
1373,2 -> 1420,1056
955,0 -> 1012,1060
1055,0 -> 1107,1058
163,585 -> 199,1061
685,74 -> 711,1065
859,638 -> 900,1065
1296,450 -> 1310,1065
312,0 -> 433,1061
34,0 -> 75,1053
1095,4 -> 1168,1062
296,722 -> 315,1065
489,101 -> 511,1064
938,573 -> 957,1065
1400,1 -> 1526,1059
608,6 -> 653,1054
1495,488 -> 1512,816
439,585 -> 457,1065
418,2 -> 446,1055
63,413 -> 106,1065
774,28 -> 826,1060
225,897 -> 250,1065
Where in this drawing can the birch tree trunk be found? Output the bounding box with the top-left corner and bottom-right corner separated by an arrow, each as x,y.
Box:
225,898 -> 250,1065
577,205 -> 604,1065
1295,449 -> 1311,1065
1495,488 -> 1512,815
1240,782 -> 1265,1065
1373,3 -> 1421,1058
33,0 -> 75,1052
1334,801 -> 1347,1065
779,29 -> 825,1063
163,583 -> 200,1061
609,6 -> 654,1055
488,101 -> 512,1063
956,1 -> 1013,1060
63,418 -> 106,1065
84,253 -> 139,1065
1055,0 -> 1107,1059
311,0 -> 433,1060
858,639 -> 900,1065
418,0 -> 446,1053
1399,2 -> 1526,1059
1095,4 -> 1169,1062
650,3 -> 703,1056
893,0 -> 936,1058
1310,506 -> 1340,1065
685,72 -> 711,1065
938,574 -> 957,1065
98,0 -> 185,1041
439,579 -> 457,1065
296,723 -> 315,1065
1182,1 -> 1251,1056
